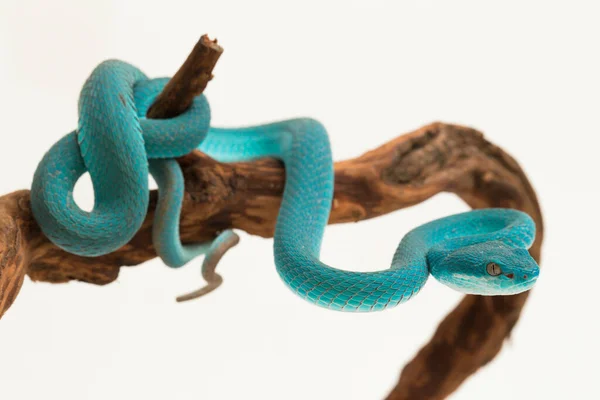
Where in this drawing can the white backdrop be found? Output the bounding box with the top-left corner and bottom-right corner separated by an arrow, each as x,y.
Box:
1,1 -> 598,399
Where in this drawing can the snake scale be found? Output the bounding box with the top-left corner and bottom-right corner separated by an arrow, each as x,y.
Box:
31,60 -> 539,312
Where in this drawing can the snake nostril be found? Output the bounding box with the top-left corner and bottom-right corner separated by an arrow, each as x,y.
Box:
506,273 -> 514,279
523,275 -> 527,279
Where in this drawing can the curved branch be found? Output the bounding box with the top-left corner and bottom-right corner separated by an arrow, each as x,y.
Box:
0,37 -> 543,400
0,122 -> 543,399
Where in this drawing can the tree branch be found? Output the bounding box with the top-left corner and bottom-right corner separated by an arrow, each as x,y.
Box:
147,34 -> 223,119
0,36 -> 543,400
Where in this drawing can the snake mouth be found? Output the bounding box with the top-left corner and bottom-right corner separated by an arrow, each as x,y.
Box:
510,275 -> 538,292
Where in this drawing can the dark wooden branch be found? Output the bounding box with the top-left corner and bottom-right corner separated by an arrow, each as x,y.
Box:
146,34 -> 222,119
0,36 -> 544,400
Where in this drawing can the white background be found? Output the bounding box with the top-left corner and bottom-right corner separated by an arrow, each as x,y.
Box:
1,1 -> 598,399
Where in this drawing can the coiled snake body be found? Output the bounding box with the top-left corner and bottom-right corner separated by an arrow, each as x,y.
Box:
31,61 -> 539,312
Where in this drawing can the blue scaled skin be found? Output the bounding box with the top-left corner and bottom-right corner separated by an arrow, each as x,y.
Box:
31,60 -> 540,312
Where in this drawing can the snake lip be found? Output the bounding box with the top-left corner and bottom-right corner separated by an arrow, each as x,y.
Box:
513,275 -> 538,289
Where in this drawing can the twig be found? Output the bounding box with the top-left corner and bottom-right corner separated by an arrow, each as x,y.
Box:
147,34 -> 223,119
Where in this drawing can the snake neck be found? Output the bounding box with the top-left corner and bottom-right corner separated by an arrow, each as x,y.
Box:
221,119 -> 434,311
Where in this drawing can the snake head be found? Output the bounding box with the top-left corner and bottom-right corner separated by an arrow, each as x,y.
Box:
429,241 -> 539,295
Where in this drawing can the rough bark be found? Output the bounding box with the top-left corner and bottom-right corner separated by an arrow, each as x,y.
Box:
147,34 -> 223,119
0,36 -> 543,400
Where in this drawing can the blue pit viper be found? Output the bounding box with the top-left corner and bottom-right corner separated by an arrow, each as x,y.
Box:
30,60 -> 540,312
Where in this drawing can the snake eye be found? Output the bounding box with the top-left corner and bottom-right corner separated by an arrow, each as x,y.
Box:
486,262 -> 502,276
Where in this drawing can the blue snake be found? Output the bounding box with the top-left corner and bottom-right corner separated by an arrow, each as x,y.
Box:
31,60 -> 540,312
